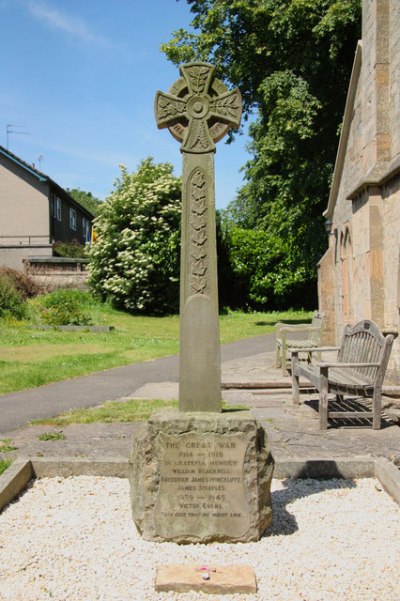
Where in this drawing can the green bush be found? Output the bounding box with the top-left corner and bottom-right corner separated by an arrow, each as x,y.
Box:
0,273 -> 27,319
0,267 -> 43,299
33,289 -> 93,326
89,158 -> 181,315
53,240 -> 87,258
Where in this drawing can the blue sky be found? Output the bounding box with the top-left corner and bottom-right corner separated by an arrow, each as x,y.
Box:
0,0 -> 250,208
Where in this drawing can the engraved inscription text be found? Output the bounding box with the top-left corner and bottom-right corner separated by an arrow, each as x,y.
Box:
154,432 -> 251,539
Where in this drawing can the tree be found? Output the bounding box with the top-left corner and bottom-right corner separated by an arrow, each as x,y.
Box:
67,188 -> 102,216
88,159 -> 181,315
221,225 -> 317,310
163,0 -> 361,307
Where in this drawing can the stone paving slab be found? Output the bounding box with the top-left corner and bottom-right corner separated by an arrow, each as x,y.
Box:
2,423 -> 141,461
155,564 -> 257,594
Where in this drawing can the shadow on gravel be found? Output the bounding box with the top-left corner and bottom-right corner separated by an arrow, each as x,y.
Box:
266,470 -> 357,537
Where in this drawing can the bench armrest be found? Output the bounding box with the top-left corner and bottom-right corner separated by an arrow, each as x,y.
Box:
276,324 -> 318,335
316,362 -> 381,369
291,346 -> 339,355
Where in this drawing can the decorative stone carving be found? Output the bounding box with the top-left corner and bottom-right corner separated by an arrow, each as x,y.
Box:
155,63 -> 242,154
189,168 -> 209,296
155,63 -> 242,412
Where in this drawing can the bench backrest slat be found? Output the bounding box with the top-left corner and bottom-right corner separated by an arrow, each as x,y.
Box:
307,312 -> 324,345
338,320 -> 388,384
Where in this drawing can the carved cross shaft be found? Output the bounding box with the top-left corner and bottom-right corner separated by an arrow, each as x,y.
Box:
155,63 -> 242,412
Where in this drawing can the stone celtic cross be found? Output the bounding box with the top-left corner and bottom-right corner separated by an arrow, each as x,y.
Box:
155,62 -> 242,412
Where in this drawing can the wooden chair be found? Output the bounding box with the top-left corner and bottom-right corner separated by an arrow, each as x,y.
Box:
291,319 -> 395,429
275,311 -> 324,376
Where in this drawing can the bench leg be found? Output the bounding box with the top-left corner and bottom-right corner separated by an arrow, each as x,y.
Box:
281,342 -> 288,376
319,367 -> 329,429
372,388 -> 382,430
291,353 -> 300,404
276,344 -> 281,368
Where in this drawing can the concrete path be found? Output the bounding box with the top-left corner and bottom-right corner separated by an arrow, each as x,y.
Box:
0,334 -> 275,433
1,333 -> 400,467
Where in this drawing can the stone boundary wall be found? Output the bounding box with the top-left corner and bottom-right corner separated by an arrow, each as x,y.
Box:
24,256 -> 89,291
2,456 -> 400,515
0,245 -> 52,271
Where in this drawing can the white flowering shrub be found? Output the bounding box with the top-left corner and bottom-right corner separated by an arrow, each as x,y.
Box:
89,158 -> 181,314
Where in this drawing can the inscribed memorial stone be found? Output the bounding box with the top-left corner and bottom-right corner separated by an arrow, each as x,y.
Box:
129,411 -> 274,543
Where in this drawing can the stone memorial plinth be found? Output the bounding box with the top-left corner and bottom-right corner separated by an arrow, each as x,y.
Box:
129,62 -> 274,545
129,410 -> 274,543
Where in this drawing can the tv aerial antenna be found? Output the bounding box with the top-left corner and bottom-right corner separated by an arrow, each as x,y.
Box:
6,124 -> 30,150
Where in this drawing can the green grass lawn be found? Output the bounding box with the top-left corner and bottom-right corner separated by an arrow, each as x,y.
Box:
32,398 -> 179,426
0,439 -> 15,475
0,459 -> 12,476
31,399 -> 249,426
0,306 -> 310,395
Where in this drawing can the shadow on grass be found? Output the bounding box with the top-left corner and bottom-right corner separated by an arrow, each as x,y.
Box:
221,406 -> 248,413
254,318 -> 312,327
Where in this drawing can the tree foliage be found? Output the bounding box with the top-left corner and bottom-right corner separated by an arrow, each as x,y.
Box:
221,226 -> 317,310
67,188 -> 102,216
163,0 -> 361,307
88,159 -> 181,315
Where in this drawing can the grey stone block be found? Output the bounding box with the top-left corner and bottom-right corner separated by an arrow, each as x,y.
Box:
0,459 -> 33,512
129,409 -> 274,543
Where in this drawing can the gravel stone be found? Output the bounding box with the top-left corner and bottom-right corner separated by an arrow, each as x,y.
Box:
0,476 -> 399,600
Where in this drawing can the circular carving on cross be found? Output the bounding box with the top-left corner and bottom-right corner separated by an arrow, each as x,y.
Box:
192,101 -> 203,114
155,62 -> 242,154
187,96 -> 209,120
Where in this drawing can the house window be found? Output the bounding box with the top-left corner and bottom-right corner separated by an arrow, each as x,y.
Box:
53,196 -> 62,221
82,217 -> 91,242
69,208 -> 77,231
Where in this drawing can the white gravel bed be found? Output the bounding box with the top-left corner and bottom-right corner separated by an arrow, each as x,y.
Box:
0,476 -> 399,601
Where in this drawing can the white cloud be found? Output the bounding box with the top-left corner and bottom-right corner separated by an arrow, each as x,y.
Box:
25,0 -> 112,48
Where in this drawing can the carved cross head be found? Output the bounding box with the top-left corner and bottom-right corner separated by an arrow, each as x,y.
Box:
155,62 -> 242,153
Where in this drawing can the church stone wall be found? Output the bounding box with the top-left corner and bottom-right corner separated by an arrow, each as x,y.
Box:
382,177 -> 400,329
390,1 -> 400,157
319,0 -> 400,384
382,176 -> 400,382
317,247 -> 336,345
361,0 -> 380,171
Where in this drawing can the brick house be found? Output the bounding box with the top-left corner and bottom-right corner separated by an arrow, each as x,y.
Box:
318,0 -> 400,384
0,145 -> 93,270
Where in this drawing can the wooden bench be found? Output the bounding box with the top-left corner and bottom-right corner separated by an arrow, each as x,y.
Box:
291,320 -> 395,429
275,311 -> 324,376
